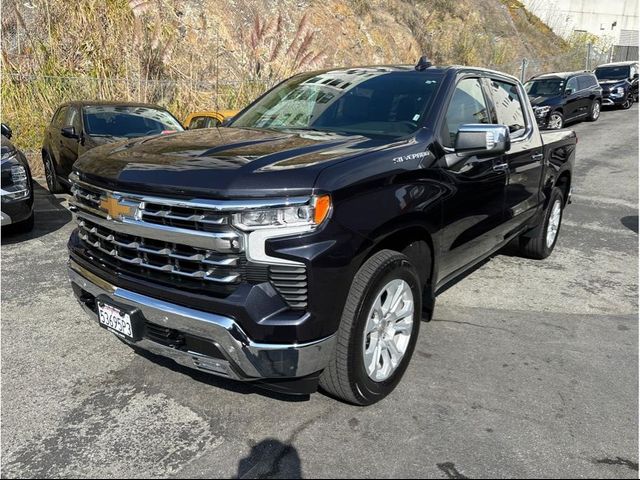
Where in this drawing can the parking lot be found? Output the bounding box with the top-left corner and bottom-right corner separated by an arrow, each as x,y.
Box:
1,104 -> 638,478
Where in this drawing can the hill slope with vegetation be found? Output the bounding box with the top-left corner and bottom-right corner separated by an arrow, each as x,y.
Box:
2,0 -> 589,153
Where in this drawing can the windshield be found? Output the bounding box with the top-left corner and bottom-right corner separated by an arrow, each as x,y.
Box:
231,69 -> 442,137
525,79 -> 564,96
83,106 -> 184,138
594,66 -> 630,80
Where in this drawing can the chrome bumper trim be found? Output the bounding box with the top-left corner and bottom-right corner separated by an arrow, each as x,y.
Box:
68,259 -> 335,381
602,98 -> 615,105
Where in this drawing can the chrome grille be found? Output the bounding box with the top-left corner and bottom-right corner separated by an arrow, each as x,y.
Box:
78,218 -> 241,284
269,265 -> 308,309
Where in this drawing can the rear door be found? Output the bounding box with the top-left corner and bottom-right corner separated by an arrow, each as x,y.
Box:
487,76 -> 544,236
437,76 -> 509,280
563,77 -> 581,120
577,75 -> 596,114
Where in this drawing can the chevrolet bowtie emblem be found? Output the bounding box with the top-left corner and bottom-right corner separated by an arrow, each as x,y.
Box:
100,196 -> 133,219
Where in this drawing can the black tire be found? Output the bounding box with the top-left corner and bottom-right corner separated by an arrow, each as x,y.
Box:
518,187 -> 564,260
43,151 -> 64,193
586,100 -> 601,121
547,111 -> 564,129
621,95 -> 633,110
319,249 -> 423,406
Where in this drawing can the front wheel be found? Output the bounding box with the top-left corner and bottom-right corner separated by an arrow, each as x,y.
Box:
547,111 -> 564,129
319,250 -> 423,405
518,187 -> 564,259
43,151 -> 64,193
621,95 -> 633,110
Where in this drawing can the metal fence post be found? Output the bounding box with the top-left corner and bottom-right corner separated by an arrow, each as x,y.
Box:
520,58 -> 528,83
586,43 -> 592,70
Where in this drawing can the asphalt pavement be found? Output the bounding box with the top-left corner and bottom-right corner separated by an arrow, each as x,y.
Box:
1,105 -> 638,478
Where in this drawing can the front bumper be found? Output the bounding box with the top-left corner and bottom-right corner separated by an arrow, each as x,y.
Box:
602,94 -> 627,106
1,195 -> 33,226
68,259 -> 336,390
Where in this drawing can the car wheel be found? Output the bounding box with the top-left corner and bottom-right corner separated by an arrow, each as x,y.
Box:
518,187 -> 564,260
586,100 -> 601,121
621,95 -> 633,109
43,151 -> 64,193
547,111 -> 564,129
319,249 -> 422,406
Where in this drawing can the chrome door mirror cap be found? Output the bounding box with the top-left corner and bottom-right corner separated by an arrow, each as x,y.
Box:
454,124 -> 511,157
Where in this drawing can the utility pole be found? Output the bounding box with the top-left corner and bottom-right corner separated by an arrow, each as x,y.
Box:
586,43 -> 592,70
520,58 -> 529,83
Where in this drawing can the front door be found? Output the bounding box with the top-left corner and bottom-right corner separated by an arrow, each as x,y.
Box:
59,106 -> 82,179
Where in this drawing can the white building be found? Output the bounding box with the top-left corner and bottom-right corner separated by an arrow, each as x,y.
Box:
522,0 -> 639,45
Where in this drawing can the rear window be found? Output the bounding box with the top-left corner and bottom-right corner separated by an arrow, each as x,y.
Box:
490,79 -> 527,137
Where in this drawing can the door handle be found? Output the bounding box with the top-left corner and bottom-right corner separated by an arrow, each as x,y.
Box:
493,162 -> 509,172
532,153 -> 544,161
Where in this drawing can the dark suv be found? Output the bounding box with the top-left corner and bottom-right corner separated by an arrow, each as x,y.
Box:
42,102 -> 183,193
594,61 -> 639,109
525,71 -> 602,129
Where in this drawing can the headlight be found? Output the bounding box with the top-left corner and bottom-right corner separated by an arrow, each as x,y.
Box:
1,153 -> 30,202
534,106 -> 551,118
610,86 -> 625,97
232,195 -> 331,231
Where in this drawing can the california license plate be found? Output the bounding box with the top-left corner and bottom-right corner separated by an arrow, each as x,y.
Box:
97,301 -> 134,339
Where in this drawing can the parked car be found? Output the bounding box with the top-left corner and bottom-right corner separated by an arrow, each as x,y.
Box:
42,102 -> 184,193
67,60 -> 576,405
594,61 -> 639,109
525,71 -> 602,129
183,109 -> 239,129
1,124 -> 34,232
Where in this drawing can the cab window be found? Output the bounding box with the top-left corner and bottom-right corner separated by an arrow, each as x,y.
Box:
489,79 -> 527,137
442,78 -> 490,147
188,116 -> 209,129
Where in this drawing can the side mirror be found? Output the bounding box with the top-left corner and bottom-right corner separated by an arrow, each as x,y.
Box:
1,123 -> 12,139
61,126 -> 79,139
633,73 -> 639,80
454,124 -> 510,157
564,88 -> 574,96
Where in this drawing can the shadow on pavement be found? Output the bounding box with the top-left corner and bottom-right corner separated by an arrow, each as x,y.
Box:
1,181 -> 72,245
236,438 -> 302,479
129,344 -> 312,403
620,215 -> 638,234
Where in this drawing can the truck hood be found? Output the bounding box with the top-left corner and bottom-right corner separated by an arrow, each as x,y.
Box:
74,127 -> 384,198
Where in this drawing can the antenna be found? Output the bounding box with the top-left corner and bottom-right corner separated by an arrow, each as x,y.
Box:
415,56 -> 432,71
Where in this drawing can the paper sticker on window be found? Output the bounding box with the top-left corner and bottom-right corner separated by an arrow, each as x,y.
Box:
412,114 -> 420,121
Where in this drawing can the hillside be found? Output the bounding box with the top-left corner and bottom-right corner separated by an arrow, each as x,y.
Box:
1,0 -> 585,153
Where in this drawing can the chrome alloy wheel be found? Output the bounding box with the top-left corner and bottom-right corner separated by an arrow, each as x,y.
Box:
623,96 -> 633,109
546,199 -> 562,248
548,113 -> 563,129
592,101 -> 600,119
362,279 -> 414,382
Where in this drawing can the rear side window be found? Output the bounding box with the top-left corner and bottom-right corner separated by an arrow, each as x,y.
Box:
489,79 -> 527,137
578,75 -> 595,90
442,78 -> 490,147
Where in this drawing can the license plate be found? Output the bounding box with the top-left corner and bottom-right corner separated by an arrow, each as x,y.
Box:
97,301 -> 134,339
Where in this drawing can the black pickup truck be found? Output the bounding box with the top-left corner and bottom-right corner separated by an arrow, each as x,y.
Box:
67,60 -> 576,405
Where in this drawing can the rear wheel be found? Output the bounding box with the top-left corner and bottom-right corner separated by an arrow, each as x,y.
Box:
586,100 -> 601,121
518,187 -> 564,259
43,151 -> 64,193
319,250 -> 423,405
547,111 -> 564,129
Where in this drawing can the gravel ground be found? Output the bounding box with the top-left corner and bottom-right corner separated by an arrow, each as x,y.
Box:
1,104 -> 638,478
